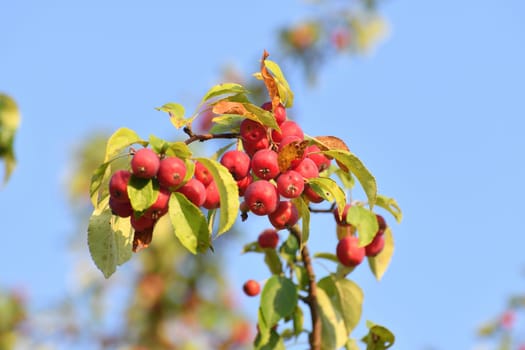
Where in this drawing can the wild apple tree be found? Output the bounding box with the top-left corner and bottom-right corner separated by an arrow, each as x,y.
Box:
87,51 -> 402,350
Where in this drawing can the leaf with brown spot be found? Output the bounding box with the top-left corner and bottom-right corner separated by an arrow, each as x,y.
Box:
212,100 -> 248,115
312,136 -> 351,171
260,50 -> 281,107
277,140 -> 309,172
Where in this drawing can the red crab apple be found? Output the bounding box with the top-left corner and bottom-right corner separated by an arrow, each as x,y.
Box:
276,170 -> 304,198
268,201 -> 299,230
240,118 -> 267,143
145,187 -> 171,220
130,213 -> 156,232
293,157 -> 319,179
365,233 -> 385,257
251,149 -> 280,180
202,180 -> 220,210
109,169 -> 131,202
236,174 -> 253,196
177,178 -> 206,207
258,228 -> 279,249
109,196 -> 133,217
376,214 -> 387,233
271,120 -> 304,143
303,185 -> 325,203
243,279 -> 261,297
220,150 -> 251,181
261,101 -> 287,125
131,148 -> 160,179
333,204 -> 352,226
336,235 -> 365,267
242,135 -> 270,157
194,161 -> 213,186
305,145 -> 331,172
243,180 -> 278,216
157,156 -> 187,190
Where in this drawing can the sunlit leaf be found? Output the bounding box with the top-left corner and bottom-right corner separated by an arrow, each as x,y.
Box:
194,157 -> 239,236
201,83 -> 248,102
306,177 -> 346,213
317,286 -> 347,350
260,276 -> 298,327
347,205 -> 379,247
127,176 -> 159,213
156,102 -> 190,129
292,306 -> 304,337
168,193 -> 210,254
367,227 -> 394,280
264,249 -> 283,275
264,59 -> 294,108
362,321 -> 395,349
103,127 -> 146,163
89,161 -> 112,207
323,149 -> 377,208
314,252 -> 339,264
375,194 -> 402,223
292,196 -> 310,245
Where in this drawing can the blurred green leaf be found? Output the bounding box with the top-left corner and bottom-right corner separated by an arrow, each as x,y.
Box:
89,161 -> 112,207
264,249 -> 283,275
0,93 -> 21,185
362,321 -> 395,349
293,196 -> 310,245
317,286 -> 347,350
347,205 -> 379,247
260,276 -> 298,328
156,103 -> 190,129
168,193 -> 210,254
367,227 -> 394,281
375,194 -> 402,223
127,177 -> 159,213
103,127 -> 147,163
201,83 -> 248,103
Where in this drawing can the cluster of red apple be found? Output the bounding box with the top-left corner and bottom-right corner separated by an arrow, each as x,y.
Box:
108,147 -> 223,237
334,205 -> 388,267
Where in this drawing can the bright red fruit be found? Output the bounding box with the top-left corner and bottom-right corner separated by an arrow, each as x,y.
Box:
177,178 -> 206,207
220,150 -> 251,181
202,180 -> 220,210
131,148 -> 160,179
258,228 -> 279,249
242,135 -> 269,157
365,234 -> 385,257
157,156 -> 187,190
305,145 -> 331,172
271,120 -> 304,143
109,196 -> 133,217
251,149 -> 280,180
293,157 -> 319,179
109,169 -> 131,202
236,174 -> 253,196
268,201 -> 299,230
333,204 -> 352,226
336,235 -> 365,267
240,119 -> 267,143
194,161 -> 213,186
243,180 -> 279,216
130,214 -> 156,232
303,185 -> 325,203
261,101 -> 287,125
376,214 -> 387,233
145,187 -> 171,220
276,170 -> 304,198
243,279 -> 261,297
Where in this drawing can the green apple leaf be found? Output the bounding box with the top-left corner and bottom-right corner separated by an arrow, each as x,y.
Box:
194,157 -> 239,236
264,59 -> 294,108
314,252 -> 340,264
127,176 -> 159,213
292,306 -> 304,337
375,194 -> 402,223
201,83 -> 248,103
260,276 -> 298,328
87,201 -> 133,278
254,327 -> 285,350
347,205 -> 379,247
346,339 -> 360,350
168,192 -> 210,254
293,196 -> 310,246
367,227 -> 395,280
89,161 -> 112,207
103,127 -> 147,163
306,177 -> 346,214
323,149 -> 377,209
316,286 -> 348,350
243,103 -> 281,132
362,321 -> 395,349
0,93 -> 21,185
156,102 -> 192,129
264,249 -> 283,275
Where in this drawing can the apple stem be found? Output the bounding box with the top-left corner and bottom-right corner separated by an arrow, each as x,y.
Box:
290,226 -> 321,350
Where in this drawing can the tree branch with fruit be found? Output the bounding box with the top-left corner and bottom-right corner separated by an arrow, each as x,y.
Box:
87,50 -> 402,349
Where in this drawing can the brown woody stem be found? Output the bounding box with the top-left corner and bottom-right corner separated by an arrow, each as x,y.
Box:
290,226 -> 321,350
183,126 -> 239,145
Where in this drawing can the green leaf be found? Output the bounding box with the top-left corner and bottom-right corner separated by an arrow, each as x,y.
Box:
156,102 -> 190,129
375,194 -> 402,223
362,321 -> 395,349
0,94 -> 21,185
307,177 -> 346,214
209,114 -> 244,134
335,168 -> 355,190
314,252 -> 340,264
293,266 -> 309,291
89,161 -> 112,207
242,241 -> 263,254
243,103 -> 281,132
194,157 -> 239,236
346,339 -> 361,350
292,306 -> 304,337
367,227 -> 394,280
201,83 -> 248,102
279,233 -> 299,265
87,202 -> 133,278
149,134 -> 192,159
260,276 -> 298,327
318,276 -> 364,336
317,286 -> 347,350
127,177 -> 159,212
264,60 -> 294,108
103,127 -> 146,163
347,205 -> 379,247
168,192 -> 210,254
254,328 -> 285,350
323,150 -> 377,209
292,196 -> 310,246
264,249 -> 283,275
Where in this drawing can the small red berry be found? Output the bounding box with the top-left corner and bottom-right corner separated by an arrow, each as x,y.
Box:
131,148 -> 160,179
258,228 -> 279,249
336,235 -> 365,267
243,279 -> 261,297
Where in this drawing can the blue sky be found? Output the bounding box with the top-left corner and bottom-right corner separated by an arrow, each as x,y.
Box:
2,1 -> 525,349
